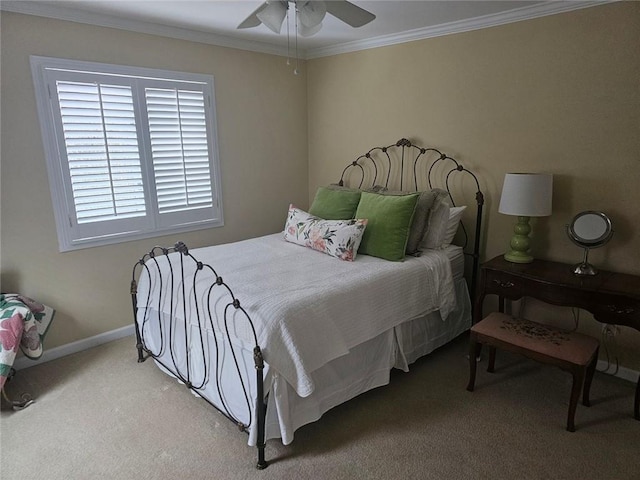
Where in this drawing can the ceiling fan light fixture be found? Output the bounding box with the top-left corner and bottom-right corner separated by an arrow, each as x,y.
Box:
256,0 -> 288,34
237,0 -> 377,74
239,0 -> 376,33
297,19 -> 322,37
297,1 -> 327,28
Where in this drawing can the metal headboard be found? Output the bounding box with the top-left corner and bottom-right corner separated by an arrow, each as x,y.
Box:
336,137 -> 484,298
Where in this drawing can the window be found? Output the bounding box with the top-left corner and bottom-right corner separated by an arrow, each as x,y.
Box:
30,56 -> 223,251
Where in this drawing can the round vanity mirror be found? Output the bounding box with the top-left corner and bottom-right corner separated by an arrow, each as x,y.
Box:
566,211 -> 613,275
568,211 -> 612,247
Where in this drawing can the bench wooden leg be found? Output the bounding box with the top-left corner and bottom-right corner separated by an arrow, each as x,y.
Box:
467,341 -> 482,392
635,376 -> 640,420
567,368 -> 586,432
487,346 -> 496,373
583,347 -> 598,407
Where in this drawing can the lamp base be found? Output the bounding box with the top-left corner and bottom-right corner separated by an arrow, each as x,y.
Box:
504,216 -> 534,264
504,251 -> 534,264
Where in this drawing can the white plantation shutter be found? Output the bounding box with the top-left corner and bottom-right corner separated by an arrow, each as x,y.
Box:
145,88 -> 213,214
57,81 -> 146,223
31,57 -> 223,251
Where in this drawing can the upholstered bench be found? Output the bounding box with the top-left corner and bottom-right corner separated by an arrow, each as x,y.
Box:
466,311 -> 600,432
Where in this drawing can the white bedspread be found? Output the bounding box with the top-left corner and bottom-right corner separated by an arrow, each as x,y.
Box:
137,233 -> 456,398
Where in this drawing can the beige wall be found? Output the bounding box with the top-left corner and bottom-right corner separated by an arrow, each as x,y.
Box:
308,2 -> 640,368
2,3 -> 640,372
0,13 -> 308,348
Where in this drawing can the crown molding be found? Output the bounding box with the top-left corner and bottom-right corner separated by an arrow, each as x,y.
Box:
0,0 -> 288,57
2,1 -> 614,60
306,1 -> 615,59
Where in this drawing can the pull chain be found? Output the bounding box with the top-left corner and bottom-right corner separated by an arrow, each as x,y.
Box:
286,3 -> 291,66
294,4 -> 299,75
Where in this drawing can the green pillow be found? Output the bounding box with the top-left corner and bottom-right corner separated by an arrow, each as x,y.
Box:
355,191 -> 419,261
309,186 -> 362,220
370,188 -> 440,255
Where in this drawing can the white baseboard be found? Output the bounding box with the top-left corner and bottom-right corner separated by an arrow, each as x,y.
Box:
597,359 -> 639,384
13,324 -> 136,371
11,324 -> 640,386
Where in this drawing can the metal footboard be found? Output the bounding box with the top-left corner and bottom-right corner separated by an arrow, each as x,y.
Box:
131,242 -> 268,469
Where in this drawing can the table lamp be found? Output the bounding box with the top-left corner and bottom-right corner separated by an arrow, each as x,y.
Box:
498,173 -> 553,263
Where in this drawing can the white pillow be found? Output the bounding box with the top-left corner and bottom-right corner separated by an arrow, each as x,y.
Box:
441,206 -> 467,248
283,205 -> 368,261
419,190 -> 453,250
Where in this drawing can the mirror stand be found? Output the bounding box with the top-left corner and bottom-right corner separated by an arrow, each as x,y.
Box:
566,210 -> 613,276
573,247 -> 597,276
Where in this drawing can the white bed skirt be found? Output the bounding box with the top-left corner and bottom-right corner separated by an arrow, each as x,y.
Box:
258,277 -> 471,445
146,277 -> 471,446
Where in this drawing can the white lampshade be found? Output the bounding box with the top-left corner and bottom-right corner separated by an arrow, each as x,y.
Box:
257,1 -> 288,34
499,173 -> 553,217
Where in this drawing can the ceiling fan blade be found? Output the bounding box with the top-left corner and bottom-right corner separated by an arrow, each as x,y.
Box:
325,0 -> 376,28
237,3 -> 268,29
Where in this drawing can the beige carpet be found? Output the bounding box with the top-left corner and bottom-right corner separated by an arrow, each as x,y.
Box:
1,334 -> 639,480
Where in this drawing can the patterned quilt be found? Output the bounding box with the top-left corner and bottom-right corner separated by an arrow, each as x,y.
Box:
0,294 -> 55,389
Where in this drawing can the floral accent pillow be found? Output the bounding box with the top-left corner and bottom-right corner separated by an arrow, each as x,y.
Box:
284,205 -> 368,261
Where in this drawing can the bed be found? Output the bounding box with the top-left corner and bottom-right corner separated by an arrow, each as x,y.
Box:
131,138 -> 484,469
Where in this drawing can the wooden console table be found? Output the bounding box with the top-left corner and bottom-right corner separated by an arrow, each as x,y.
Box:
474,255 -> 640,420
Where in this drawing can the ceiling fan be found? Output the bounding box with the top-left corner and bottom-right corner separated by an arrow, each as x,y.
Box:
237,0 -> 376,37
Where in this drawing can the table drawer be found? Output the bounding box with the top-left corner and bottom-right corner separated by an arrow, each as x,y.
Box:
483,270 -> 526,298
590,293 -> 640,329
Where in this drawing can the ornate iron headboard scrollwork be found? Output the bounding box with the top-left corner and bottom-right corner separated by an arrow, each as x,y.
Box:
336,137 -> 484,298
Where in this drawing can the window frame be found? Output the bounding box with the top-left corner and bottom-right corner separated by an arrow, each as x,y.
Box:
30,56 -> 224,252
